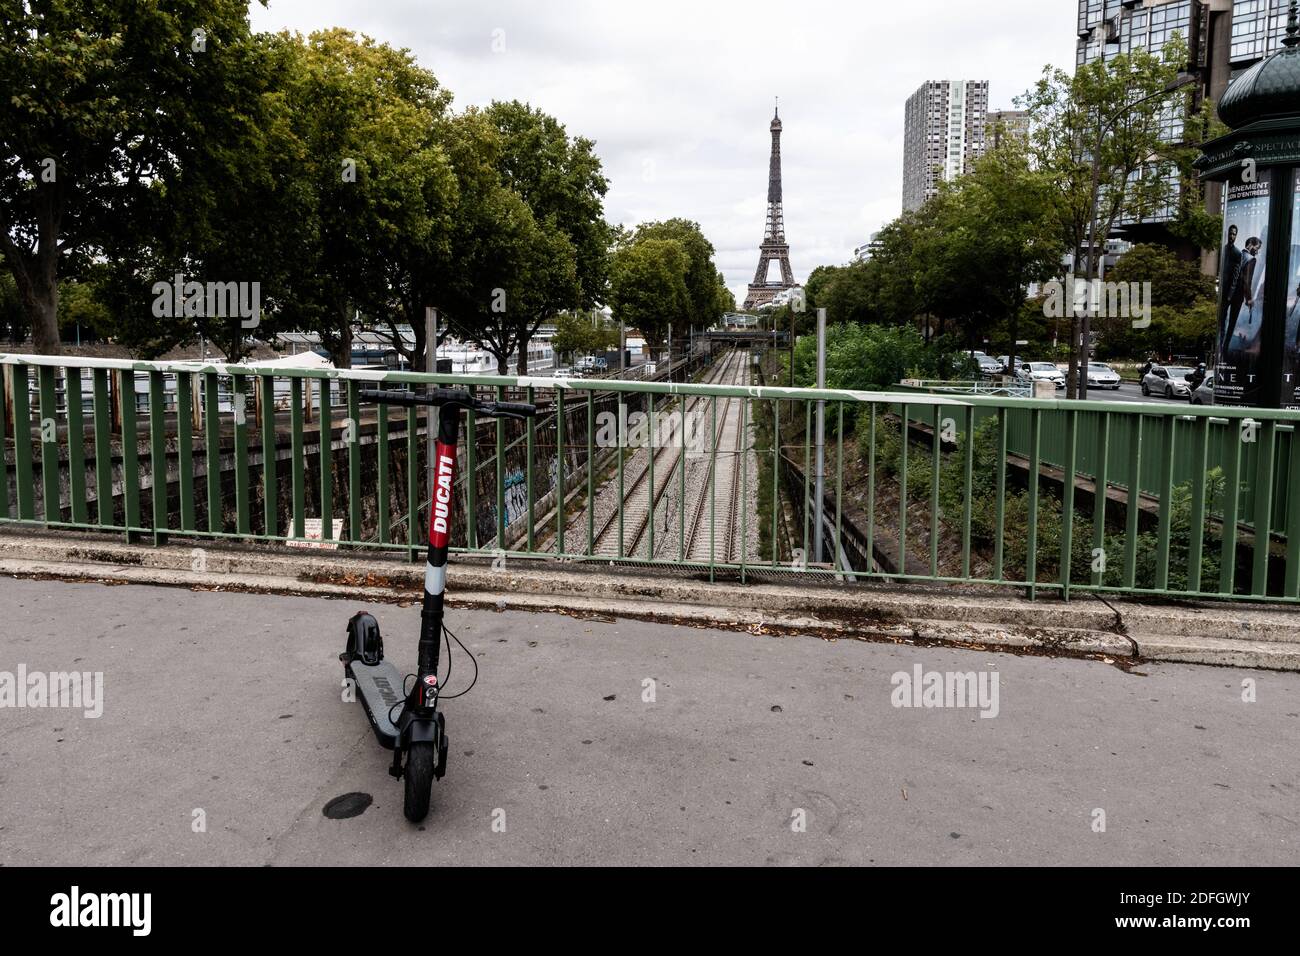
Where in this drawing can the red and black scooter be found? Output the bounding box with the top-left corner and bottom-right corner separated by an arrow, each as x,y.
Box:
341,387 -> 536,822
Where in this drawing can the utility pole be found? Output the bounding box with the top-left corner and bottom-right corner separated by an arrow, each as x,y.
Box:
812,307 -> 827,564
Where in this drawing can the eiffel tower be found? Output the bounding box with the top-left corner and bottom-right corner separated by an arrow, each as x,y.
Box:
743,101 -> 796,310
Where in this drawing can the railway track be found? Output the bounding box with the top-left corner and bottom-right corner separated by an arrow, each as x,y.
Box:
587,350 -> 744,558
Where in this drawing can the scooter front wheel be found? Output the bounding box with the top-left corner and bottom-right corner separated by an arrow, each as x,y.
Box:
404,742 -> 436,822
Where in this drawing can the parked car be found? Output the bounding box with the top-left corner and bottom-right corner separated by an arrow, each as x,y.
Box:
974,354 -> 1004,376
1017,361 -> 1066,389
1086,362 -> 1122,390
1141,365 -> 1195,399
1191,374 -> 1215,405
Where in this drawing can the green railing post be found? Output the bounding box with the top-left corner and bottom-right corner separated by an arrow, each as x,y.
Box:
263,374 -> 278,539
1251,421 -> 1277,597
501,385 -> 510,552
929,404 -> 941,578
866,405 -> 876,572
1123,416 -> 1144,590
148,370 -> 168,544
11,366 -> 34,521
526,385 -> 536,553
993,407 -> 1007,582
555,388 -> 565,555
320,376 -> 333,543
1187,416 -> 1210,594
118,369 -> 140,540
1284,425 -> 1300,598
291,378 -> 306,540
92,369 -> 111,527
66,368 -> 88,525
233,373 -> 251,537
377,399 -> 390,545
176,373 -> 195,532
1026,408 -> 1041,597
898,403 -> 908,570
348,380 -> 361,544
960,405 -> 974,581
1059,409 -> 1077,599
407,403 -> 420,560
586,389 -> 594,555
1154,417 -> 1177,591
1091,412 -> 1110,588
38,365 -> 59,523
1220,421 -> 1243,596
204,372 -> 221,534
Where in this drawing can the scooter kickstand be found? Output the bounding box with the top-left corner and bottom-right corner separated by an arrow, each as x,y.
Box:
388,746 -> 404,780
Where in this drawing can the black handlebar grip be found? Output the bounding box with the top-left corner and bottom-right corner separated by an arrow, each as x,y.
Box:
493,402 -> 537,418
359,388 -> 417,405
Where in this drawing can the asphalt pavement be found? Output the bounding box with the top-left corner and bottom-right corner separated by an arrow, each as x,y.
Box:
1,577 -> 1296,866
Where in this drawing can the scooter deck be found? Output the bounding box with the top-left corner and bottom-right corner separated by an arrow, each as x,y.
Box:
349,660 -> 404,749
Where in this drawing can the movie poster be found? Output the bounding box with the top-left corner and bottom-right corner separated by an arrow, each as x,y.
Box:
1284,170 -> 1300,409
1215,173 -> 1271,407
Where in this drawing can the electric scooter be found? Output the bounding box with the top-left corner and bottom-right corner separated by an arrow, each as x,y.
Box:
341,386 -> 536,822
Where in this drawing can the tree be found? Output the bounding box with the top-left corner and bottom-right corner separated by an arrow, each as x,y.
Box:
275,29 -> 455,368
914,141 -> 1065,360
1019,36 -> 1193,396
0,0 -> 261,353
483,101 -> 609,372
632,219 -> 726,343
608,237 -> 690,360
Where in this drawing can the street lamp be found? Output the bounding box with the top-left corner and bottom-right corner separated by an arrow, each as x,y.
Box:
1076,70 -> 1198,400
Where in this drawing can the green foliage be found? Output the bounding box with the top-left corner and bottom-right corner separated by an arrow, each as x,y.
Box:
860,416 -> 1224,588
790,323 -> 968,393
0,0 -> 266,353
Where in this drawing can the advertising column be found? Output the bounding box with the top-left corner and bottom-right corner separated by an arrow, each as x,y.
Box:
1214,174 -> 1272,406
1282,170 -> 1300,408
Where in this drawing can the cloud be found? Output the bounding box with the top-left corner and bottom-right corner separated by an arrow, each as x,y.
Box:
252,0 -> 1077,306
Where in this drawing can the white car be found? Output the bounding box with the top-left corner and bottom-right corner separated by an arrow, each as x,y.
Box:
1141,365 -> 1194,399
1017,361 -> 1066,389
1086,362 -> 1122,390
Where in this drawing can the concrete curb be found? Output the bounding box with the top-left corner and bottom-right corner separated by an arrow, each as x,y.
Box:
0,530 -> 1297,670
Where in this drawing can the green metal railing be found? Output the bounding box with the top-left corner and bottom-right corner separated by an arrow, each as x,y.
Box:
3,351 -> 1300,604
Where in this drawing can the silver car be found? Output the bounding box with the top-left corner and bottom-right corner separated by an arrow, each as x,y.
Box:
1017,361 -> 1066,389
1141,365 -> 1195,399
1086,362 -> 1122,390
1190,374 -> 1214,405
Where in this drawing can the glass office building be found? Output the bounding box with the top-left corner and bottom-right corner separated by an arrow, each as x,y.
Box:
1075,0 -> 1296,237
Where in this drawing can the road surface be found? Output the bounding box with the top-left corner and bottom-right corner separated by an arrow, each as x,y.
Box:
1,577 -> 1296,866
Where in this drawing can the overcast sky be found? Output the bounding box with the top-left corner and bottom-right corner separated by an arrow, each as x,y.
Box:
250,0 -> 1078,306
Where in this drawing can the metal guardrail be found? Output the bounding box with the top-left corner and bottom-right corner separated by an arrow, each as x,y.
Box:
2,351 -> 1299,604
901,378 -> 1031,398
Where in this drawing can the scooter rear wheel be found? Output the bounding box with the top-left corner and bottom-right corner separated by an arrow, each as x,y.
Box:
404,742 -> 436,822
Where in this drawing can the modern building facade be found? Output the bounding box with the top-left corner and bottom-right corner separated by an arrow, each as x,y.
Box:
986,109 -> 1030,148
901,80 -> 989,212
1075,0 -> 1298,247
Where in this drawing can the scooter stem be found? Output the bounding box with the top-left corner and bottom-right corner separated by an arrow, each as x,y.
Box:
419,405 -> 461,678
